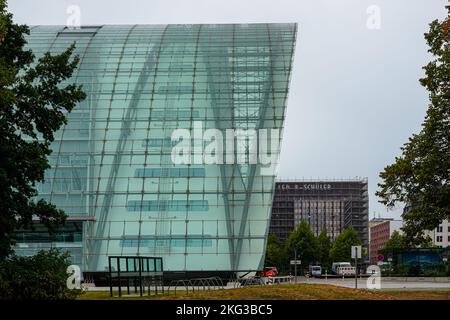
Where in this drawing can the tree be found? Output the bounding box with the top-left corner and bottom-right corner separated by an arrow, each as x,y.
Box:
381,231 -> 434,257
317,228 -> 331,270
380,231 -> 405,256
0,249 -> 81,300
0,0 -> 86,260
285,220 -> 318,268
264,234 -> 286,270
376,5 -> 450,245
329,227 -> 361,262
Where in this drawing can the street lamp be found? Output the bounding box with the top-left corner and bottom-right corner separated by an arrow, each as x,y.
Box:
290,248 -> 300,283
294,248 -> 297,283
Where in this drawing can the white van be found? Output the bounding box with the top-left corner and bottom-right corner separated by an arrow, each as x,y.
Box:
331,262 -> 355,276
309,265 -> 322,277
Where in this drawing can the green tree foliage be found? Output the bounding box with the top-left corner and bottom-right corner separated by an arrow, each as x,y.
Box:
264,234 -> 286,269
380,231 -> 405,256
317,228 -> 331,269
285,220 -> 318,267
380,231 -> 434,257
376,6 -> 450,245
418,235 -> 435,248
0,249 -> 81,300
0,0 -> 85,260
329,227 -> 361,262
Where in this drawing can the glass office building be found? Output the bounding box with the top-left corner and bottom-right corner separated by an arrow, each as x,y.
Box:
14,24 -> 297,275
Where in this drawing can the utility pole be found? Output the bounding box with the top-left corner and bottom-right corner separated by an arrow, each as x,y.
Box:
354,246 -> 358,289
294,248 -> 297,284
351,245 -> 361,289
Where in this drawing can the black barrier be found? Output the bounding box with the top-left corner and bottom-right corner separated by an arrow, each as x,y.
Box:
108,256 -> 163,297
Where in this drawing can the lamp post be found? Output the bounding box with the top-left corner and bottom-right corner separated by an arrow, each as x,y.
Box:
294,248 -> 297,284
354,247 -> 358,289
351,246 -> 362,289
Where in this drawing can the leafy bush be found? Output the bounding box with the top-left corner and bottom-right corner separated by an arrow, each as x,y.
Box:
392,264 -> 408,276
0,249 -> 81,300
422,264 -> 447,277
407,265 -> 422,276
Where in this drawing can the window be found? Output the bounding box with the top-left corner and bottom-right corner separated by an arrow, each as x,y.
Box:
142,138 -> 179,148
14,222 -> 82,243
57,26 -> 101,36
157,85 -> 193,95
127,200 -> 208,212
135,167 -> 205,178
120,236 -> 212,248
436,236 -> 442,243
437,226 -> 443,233
151,110 -> 200,118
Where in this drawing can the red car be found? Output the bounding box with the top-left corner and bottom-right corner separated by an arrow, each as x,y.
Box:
259,267 -> 278,277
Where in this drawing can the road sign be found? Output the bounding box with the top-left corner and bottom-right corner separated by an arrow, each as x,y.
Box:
290,260 -> 301,265
351,246 -> 361,289
351,246 -> 362,259
377,254 -> 384,262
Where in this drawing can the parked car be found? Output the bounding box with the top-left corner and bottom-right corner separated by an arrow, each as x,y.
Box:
259,267 -> 278,277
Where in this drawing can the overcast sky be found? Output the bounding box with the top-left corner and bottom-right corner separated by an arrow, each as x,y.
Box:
10,0 -> 448,220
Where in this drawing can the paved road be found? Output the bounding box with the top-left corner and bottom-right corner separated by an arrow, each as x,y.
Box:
86,277 -> 450,292
302,277 -> 450,289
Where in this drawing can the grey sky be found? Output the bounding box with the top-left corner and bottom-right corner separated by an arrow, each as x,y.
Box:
9,0 -> 448,220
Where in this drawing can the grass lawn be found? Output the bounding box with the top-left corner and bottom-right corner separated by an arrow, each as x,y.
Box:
76,284 -> 450,300
380,288 -> 450,300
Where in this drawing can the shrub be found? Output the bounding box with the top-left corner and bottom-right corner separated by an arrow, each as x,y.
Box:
0,249 -> 81,300
392,264 -> 408,276
407,265 -> 422,276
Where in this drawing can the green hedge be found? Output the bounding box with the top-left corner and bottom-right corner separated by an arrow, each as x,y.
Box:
0,249 -> 82,300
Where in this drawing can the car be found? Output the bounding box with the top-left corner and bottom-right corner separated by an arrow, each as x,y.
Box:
259,267 -> 278,277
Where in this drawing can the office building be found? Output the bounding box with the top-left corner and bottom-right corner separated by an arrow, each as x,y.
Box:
13,24 -> 297,277
426,220 -> 450,248
403,205 -> 450,248
270,179 -> 369,247
369,218 -> 403,264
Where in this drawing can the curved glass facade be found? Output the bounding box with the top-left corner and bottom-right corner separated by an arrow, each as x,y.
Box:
19,24 -> 297,273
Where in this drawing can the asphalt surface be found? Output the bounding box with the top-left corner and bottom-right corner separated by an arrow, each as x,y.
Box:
302,277 -> 450,289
